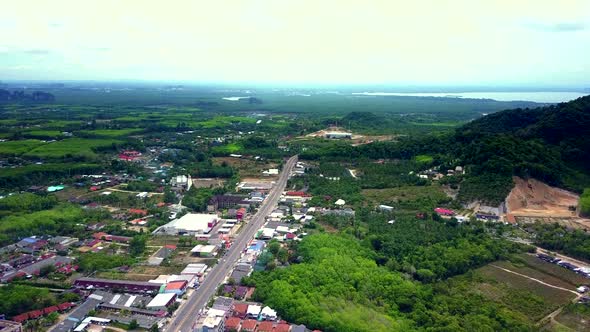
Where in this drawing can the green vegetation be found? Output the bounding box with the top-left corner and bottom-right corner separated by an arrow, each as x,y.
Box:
0,139 -> 46,155
24,138 -> 121,159
0,204 -> 85,246
527,222 -> 590,261
0,284 -> 57,318
77,252 -> 136,272
580,188 -> 590,217
246,233 -> 532,332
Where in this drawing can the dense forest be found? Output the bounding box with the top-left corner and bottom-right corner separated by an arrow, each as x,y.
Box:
246,230 -> 532,332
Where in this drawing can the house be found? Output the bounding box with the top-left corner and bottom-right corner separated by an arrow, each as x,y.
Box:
434,208 -> 455,216
275,323 -> 292,332
225,317 -> 241,332
246,305 -> 261,319
232,303 -> 249,318
236,208 -> 247,221
146,293 -> 176,310
257,321 -> 274,332
240,319 -> 257,332
335,199 -> 345,206
164,280 -> 188,295
260,306 -> 277,321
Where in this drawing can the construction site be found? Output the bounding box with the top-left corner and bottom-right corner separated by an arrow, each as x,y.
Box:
505,177 -> 590,231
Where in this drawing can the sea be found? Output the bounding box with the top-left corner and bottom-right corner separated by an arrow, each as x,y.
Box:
350,92 -> 588,103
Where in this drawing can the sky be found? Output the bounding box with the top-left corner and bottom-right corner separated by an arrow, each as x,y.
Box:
1,0 -> 589,86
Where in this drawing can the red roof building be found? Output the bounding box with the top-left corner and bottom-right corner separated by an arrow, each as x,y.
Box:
225,317 -> 241,331
165,280 -> 188,292
274,323 -> 291,332
27,310 -> 43,319
232,303 -> 249,318
241,319 -> 257,332
164,244 -> 177,250
43,306 -> 59,315
286,191 -> 311,197
129,209 -> 148,216
257,321 -> 274,332
58,302 -> 75,311
12,313 -> 29,323
93,232 -> 108,240
434,208 -> 455,216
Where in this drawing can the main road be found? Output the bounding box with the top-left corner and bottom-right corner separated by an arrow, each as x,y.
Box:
167,155 -> 298,332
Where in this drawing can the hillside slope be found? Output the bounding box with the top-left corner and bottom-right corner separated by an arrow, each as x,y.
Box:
454,95 -> 590,204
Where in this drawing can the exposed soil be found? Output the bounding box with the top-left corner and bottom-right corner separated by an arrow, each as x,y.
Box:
506,177 -> 580,217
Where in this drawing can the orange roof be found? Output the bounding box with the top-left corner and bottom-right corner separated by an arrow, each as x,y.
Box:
165,280 -> 187,290
233,303 -> 248,314
257,321 -> 274,332
241,319 -> 257,330
93,232 -> 108,240
225,317 -> 241,329
274,323 -> 291,332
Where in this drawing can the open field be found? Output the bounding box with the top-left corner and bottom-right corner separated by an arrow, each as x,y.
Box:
213,157 -> 278,178
362,185 -> 448,207
0,139 -> 46,155
554,303 -> 590,332
474,262 -> 578,321
192,178 -> 226,189
23,138 -> 121,159
78,129 -> 143,137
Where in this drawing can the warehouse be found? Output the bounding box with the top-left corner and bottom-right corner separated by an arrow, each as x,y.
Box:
155,213 -> 218,235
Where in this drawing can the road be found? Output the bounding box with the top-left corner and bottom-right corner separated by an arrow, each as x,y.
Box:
167,155 -> 298,332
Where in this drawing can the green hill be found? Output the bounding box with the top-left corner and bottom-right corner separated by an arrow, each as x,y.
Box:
453,95 -> 590,203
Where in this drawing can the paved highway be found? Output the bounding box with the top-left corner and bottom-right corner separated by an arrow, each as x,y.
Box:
167,155 -> 298,332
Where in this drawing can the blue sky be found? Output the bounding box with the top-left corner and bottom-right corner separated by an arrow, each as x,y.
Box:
1,0 -> 589,86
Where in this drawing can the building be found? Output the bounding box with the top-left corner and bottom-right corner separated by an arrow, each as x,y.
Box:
0,319 -> 22,332
146,293 -> 176,310
181,263 -> 208,276
171,175 -> 192,190
257,321 -> 274,332
73,278 -> 161,293
434,208 -> 455,216
164,280 -> 188,295
260,306 -> 277,321
325,132 -> 352,139
191,244 -> 218,257
208,195 -> 249,212
379,205 -> 394,212
237,182 -> 273,191
156,213 -> 218,235
240,319 -> 257,332
224,317 -> 241,332
246,305 -> 261,319
202,316 -> 224,332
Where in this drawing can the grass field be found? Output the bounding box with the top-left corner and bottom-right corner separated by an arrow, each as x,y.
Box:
78,128 -> 143,137
514,253 -> 589,286
414,154 -> 434,164
23,130 -> 65,138
0,139 -> 46,155
211,142 -> 243,154
23,138 -> 120,159
554,303 -> 590,332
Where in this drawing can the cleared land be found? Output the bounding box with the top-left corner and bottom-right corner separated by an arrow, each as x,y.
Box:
507,177 -> 579,217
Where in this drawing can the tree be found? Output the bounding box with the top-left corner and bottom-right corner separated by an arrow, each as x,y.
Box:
128,319 -> 139,330
129,235 -> 146,256
149,324 -> 160,332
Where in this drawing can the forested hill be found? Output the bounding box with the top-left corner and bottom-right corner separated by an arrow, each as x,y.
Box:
453,95 -> 590,201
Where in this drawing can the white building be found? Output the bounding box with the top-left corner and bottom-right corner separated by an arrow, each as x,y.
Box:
146,293 -> 176,310
180,263 -> 208,276
157,213 -> 218,235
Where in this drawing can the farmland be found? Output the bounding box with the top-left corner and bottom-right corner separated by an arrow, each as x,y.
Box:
23,138 -> 121,159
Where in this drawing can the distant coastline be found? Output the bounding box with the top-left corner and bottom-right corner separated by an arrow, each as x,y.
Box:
351,91 -> 587,103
